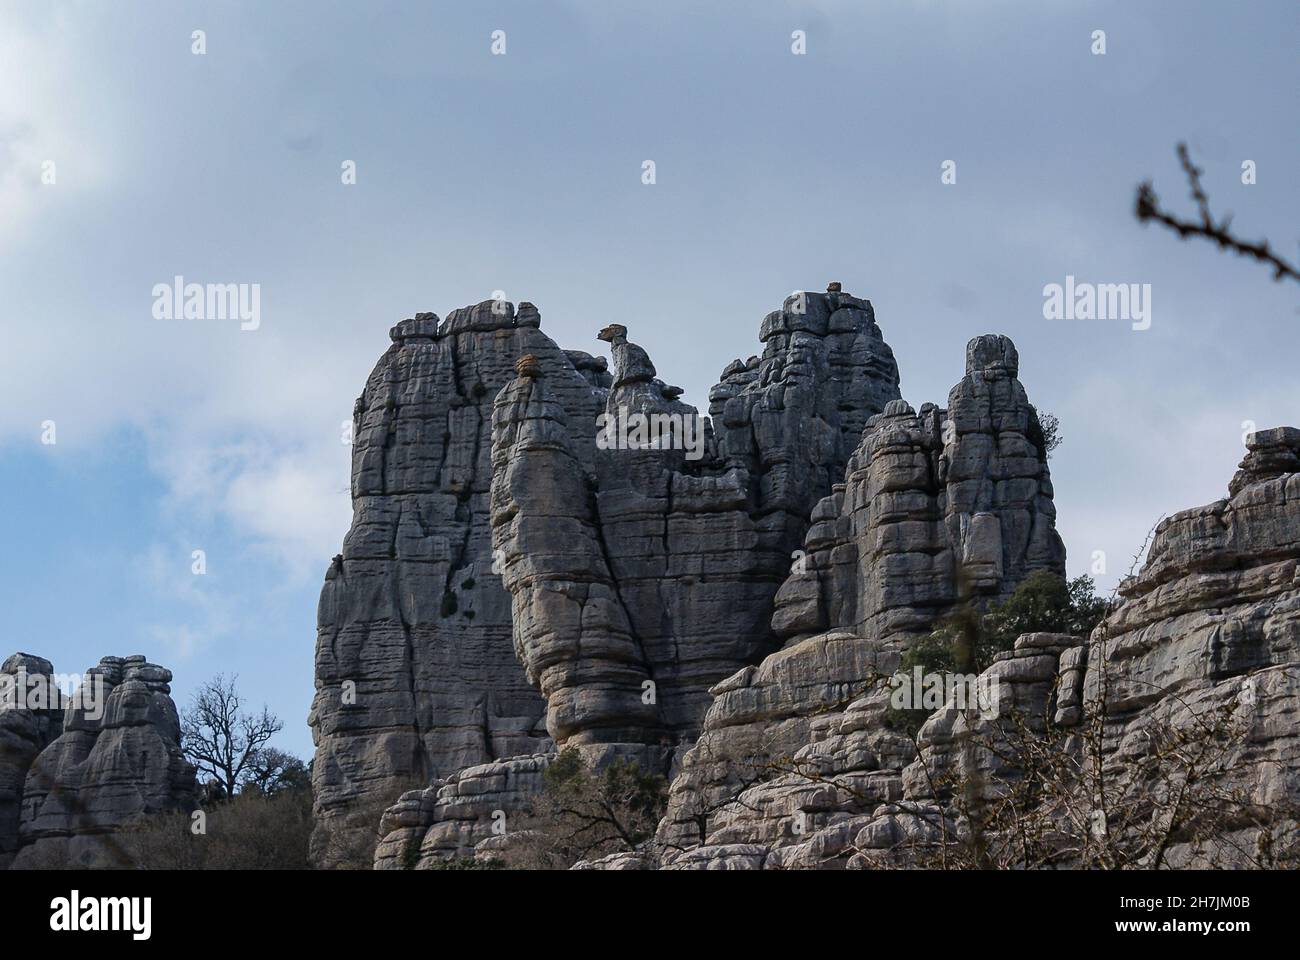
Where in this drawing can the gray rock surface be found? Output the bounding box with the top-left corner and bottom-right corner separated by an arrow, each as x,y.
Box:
489,288 -> 902,768
370,287 -> 903,864
772,334 -> 1066,648
0,654 -> 63,868
11,655 -> 195,869
372,754 -> 551,868
651,426 -> 1300,869
310,300 -> 609,866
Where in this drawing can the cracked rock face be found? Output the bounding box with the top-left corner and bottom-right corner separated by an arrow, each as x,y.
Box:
373,754 -> 552,869
11,656 -> 195,869
309,300 -> 609,866
654,334 -> 1066,864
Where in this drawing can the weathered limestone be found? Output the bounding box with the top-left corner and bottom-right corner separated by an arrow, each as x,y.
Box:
653,334 -> 1067,865
11,656 -> 195,869
371,286 -> 903,864
310,300 -> 609,866
772,334 -> 1066,648
488,287 -> 902,769
0,654 -> 63,868
654,426 -> 1300,869
655,631 -> 910,864
373,754 -> 551,868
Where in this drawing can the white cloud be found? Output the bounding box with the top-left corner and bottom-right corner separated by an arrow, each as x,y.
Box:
0,4 -> 113,248
136,540 -> 234,662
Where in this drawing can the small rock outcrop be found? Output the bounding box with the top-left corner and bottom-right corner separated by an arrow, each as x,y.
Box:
372,754 -> 552,869
10,655 -> 195,869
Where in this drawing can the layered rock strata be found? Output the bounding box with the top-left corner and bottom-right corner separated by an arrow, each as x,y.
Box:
0,654 -> 64,868
772,333 -> 1065,647
488,288 -> 902,771
11,655 -> 195,869
310,300 -> 609,865
369,286 -> 904,864
653,426 -> 1300,868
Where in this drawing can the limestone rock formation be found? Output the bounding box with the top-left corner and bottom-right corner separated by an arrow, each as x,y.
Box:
370,286 -> 903,864
372,754 -> 551,869
654,333 -> 1064,859
310,300 -> 611,866
656,631 -> 911,867
652,425 -> 1300,869
772,334 -> 1066,647
11,655 -> 195,869
489,287 -> 901,771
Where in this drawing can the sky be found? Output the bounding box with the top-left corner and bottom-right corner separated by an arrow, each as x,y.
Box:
2,0 -> 1297,761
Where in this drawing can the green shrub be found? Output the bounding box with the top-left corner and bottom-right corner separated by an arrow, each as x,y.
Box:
981,572 -> 1105,654
501,749 -> 667,869
891,572 -> 1106,734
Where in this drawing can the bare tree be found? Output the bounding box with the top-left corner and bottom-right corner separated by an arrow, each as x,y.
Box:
244,747 -> 310,797
1136,142 -> 1300,286
181,674 -> 283,799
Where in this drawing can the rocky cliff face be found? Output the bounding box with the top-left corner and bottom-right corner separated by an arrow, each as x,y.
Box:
349,291 -> 1294,871
489,288 -> 901,768
309,300 -> 613,865
655,333 -> 1065,858
367,286 -> 904,865
9,655 -> 195,869
648,427 -> 1300,869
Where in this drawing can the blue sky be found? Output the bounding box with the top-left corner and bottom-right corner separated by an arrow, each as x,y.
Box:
3,0 -> 1297,760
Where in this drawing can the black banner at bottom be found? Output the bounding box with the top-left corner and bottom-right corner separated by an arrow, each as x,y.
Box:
1,868 -> 1276,946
